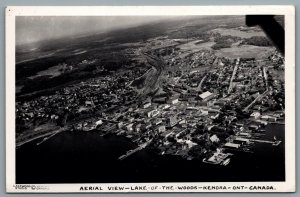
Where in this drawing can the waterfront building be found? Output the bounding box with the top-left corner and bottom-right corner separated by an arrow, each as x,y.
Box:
250,112 -> 261,119
224,142 -> 240,149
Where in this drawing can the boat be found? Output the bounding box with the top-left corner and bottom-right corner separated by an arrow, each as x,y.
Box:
222,158 -> 231,166
272,140 -> 282,146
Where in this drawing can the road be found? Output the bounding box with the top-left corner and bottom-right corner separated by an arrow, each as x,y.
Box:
228,59 -> 239,94
243,90 -> 268,112
197,74 -> 207,92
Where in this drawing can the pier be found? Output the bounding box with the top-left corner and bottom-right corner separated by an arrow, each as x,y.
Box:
118,139 -> 152,160
249,139 -> 282,146
16,126 -> 68,148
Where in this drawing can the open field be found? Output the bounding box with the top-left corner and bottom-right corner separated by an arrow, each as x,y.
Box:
28,64 -> 64,79
178,40 -> 215,51
177,41 -> 215,58
215,45 -> 275,59
210,28 -> 266,38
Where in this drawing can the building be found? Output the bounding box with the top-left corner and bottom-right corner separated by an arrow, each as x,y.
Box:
125,123 -> 134,132
178,119 -> 187,125
143,102 -> 151,109
117,122 -> 124,129
146,108 -> 159,118
153,118 -> 162,125
210,112 -> 220,120
175,129 -> 188,139
224,142 -> 240,149
158,125 -> 166,133
161,130 -> 174,138
210,134 -> 220,143
170,98 -> 179,105
162,104 -> 170,110
234,137 -> 250,144
248,124 -> 259,130
85,100 -> 95,107
199,91 -> 214,101
167,115 -> 178,128
144,122 -> 152,130
268,116 -> 277,122
250,112 -> 261,119
134,123 -> 142,132
95,119 -> 103,126
168,95 -> 180,105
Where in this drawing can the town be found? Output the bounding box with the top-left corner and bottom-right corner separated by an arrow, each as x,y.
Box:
16,30 -> 285,166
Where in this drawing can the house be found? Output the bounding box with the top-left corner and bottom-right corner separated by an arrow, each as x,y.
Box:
167,115 -> 178,128
210,134 -> 220,143
178,119 -> 187,125
250,111 -> 261,119
153,118 -> 162,125
117,122 -> 124,129
210,112 -> 220,120
85,100 -> 94,107
175,129 -> 187,139
95,119 -> 103,126
146,108 -> 159,118
169,97 -> 179,105
143,102 -> 151,109
125,123 -> 134,132
134,123 -> 142,132
158,125 -> 166,133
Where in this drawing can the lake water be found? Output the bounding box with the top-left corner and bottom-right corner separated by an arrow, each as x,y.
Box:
16,124 -> 285,183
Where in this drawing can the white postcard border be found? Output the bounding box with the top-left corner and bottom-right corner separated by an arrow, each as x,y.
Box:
6,6 -> 295,193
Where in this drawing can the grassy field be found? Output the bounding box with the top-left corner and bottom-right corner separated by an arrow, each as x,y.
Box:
210,28 -> 266,38
178,40 -> 215,50
214,45 -> 275,59
28,64 -> 64,79
177,40 -> 215,58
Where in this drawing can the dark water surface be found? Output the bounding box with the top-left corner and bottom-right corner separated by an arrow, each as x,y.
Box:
16,124 -> 285,183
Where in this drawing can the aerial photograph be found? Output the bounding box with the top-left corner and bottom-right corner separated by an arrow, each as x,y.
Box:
15,15 -> 285,183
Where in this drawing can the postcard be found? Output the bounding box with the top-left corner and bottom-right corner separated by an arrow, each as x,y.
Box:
6,6 -> 295,193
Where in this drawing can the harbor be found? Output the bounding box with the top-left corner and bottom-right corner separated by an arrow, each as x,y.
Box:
16,123 -> 284,183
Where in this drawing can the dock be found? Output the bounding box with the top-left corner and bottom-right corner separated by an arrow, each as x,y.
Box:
16,126 -> 68,148
249,139 -> 282,146
119,146 -> 143,160
118,139 -> 152,160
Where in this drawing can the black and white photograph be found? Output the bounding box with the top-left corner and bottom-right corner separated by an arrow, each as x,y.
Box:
6,6 -> 295,193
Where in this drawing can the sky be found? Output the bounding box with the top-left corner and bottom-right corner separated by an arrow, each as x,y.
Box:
16,16 -> 185,45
